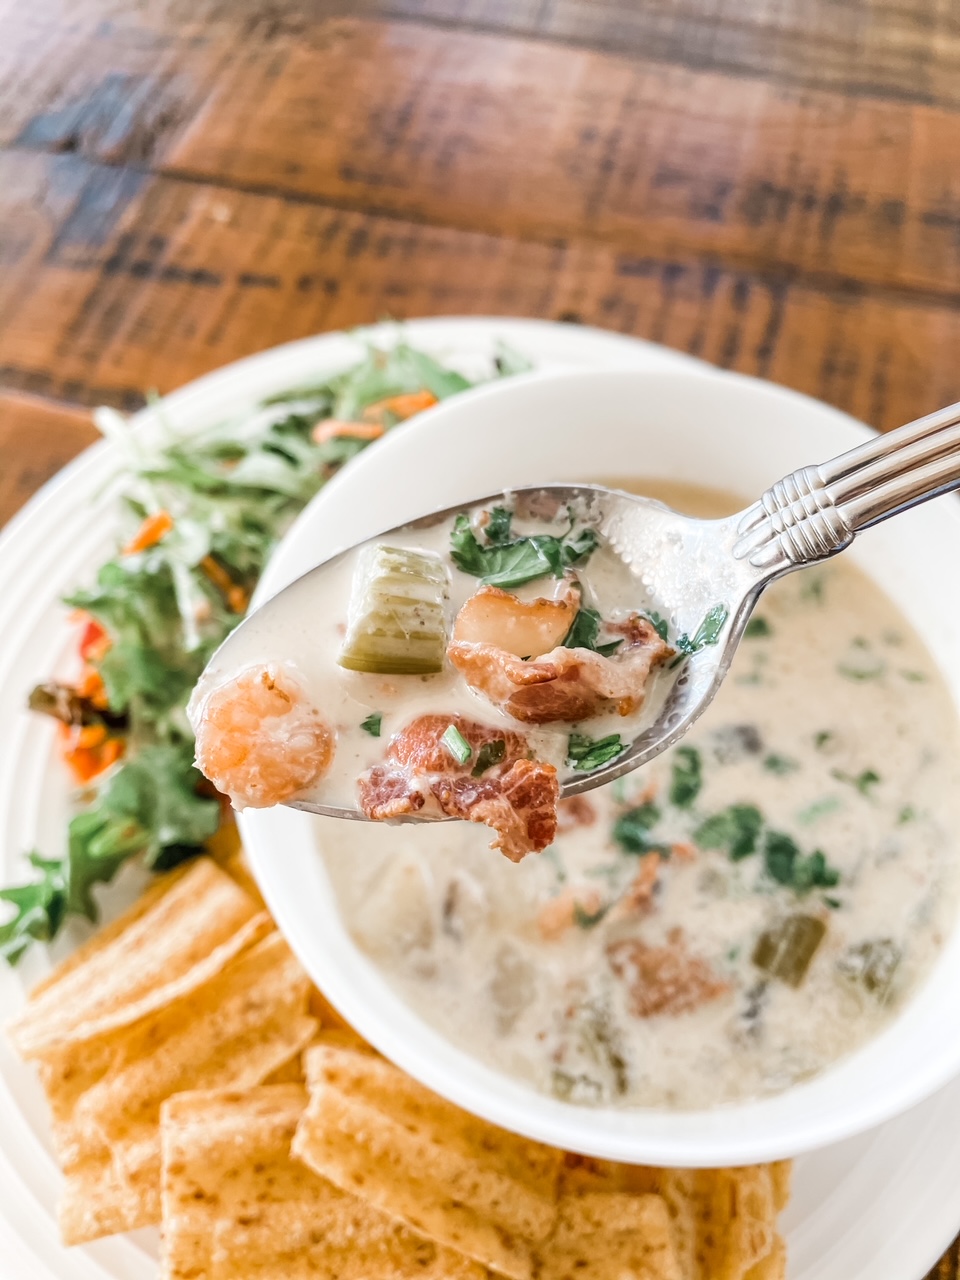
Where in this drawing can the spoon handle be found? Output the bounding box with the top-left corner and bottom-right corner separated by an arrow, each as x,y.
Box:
733,400 -> 960,573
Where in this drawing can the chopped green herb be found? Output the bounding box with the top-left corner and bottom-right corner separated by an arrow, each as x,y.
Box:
612,802 -> 667,855
823,896 -> 843,910
800,573 -> 826,602
562,607 -> 623,658
764,832 -> 840,893
483,506 -> 514,545
471,739 -> 506,776
831,767 -> 880,796
669,746 -> 702,808
898,805 -> 917,824
567,733 -> 627,773
814,730 -> 835,750
763,753 -> 798,775
797,796 -> 841,825
645,611 -> 670,643
694,804 -> 763,861
449,515 -> 600,590
899,669 -> 928,683
573,900 -> 611,929
360,713 -> 382,737
441,724 -> 473,765
744,616 -> 772,639
673,604 -> 729,663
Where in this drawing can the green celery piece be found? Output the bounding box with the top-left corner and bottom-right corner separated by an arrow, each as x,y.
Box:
339,544 -> 450,675
752,913 -> 826,987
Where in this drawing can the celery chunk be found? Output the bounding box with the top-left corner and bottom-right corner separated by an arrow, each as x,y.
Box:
338,544 -> 450,675
752,913 -> 825,987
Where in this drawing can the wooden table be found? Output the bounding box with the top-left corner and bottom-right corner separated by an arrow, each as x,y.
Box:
1,1 -> 959,1273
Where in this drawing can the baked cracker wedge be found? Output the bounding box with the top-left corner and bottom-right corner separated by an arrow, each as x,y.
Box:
8,858 -> 265,1058
160,1084 -> 492,1280
293,1043 -> 562,1280
535,1189 -> 683,1280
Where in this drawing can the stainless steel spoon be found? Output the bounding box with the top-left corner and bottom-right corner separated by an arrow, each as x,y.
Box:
202,397 -> 960,818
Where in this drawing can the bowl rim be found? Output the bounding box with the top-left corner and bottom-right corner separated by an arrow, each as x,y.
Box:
241,362 -> 960,1166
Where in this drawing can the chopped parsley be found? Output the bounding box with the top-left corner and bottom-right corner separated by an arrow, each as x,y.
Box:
763,832 -> 840,893
471,739 -> 506,777
483,506 -> 514,545
441,724 -> 473,765
645,611 -> 670,643
831,767 -> 880,796
814,730 -> 834,750
612,802 -> 669,856
763,753 -> 798,775
566,732 -> 627,773
673,604 -> 729,661
744,615 -> 772,638
562,606 -> 623,657
360,713 -> 382,737
694,804 -> 763,861
573,900 -> 611,929
449,514 -> 600,590
669,746 -> 702,808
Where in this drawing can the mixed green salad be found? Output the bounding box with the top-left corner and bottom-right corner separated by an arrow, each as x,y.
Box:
0,340 -> 527,964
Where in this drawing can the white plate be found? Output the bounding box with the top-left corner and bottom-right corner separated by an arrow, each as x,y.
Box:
0,318 -> 955,1279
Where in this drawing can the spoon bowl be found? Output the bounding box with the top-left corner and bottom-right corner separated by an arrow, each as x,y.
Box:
199,381 -> 960,820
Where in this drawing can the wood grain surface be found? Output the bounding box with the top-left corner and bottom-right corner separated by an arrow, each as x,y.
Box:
0,2 -> 958,1273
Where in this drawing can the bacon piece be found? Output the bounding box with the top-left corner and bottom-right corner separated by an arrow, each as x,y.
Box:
449,612 -> 672,723
607,929 -> 730,1017
555,795 -> 597,834
357,714 -> 559,861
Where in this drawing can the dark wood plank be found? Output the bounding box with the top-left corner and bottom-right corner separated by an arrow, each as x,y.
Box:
162,17 -> 960,297
0,391 -> 98,527
8,12 -> 960,298
1,150 -> 958,433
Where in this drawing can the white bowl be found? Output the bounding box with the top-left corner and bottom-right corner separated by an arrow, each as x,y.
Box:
240,366 -> 960,1167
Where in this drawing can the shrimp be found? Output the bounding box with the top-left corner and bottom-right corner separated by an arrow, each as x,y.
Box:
357,713 -> 559,861
193,663 -> 335,810
449,606 -> 673,724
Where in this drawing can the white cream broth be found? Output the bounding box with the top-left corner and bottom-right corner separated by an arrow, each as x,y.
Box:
191,501 -> 673,808
316,480 -> 960,1110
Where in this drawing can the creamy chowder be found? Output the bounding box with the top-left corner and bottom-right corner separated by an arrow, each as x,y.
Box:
317,481 -> 960,1110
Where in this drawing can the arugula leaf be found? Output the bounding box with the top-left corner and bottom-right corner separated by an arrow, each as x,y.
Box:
361,713 -> 382,737
4,339 -> 515,964
764,831 -> 840,893
449,515 -> 601,590
694,804 -> 763,860
567,733 -> 627,772
669,746 -> 702,808
562,607 -> 623,658
472,739 -> 506,776
673,604 -> 729,661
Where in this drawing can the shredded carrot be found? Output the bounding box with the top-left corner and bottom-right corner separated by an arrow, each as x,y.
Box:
199,556 -> 250,614
670,841 -> 697,862
123,509 -> 174,555
75,666 -> 109,708
361,390 -> 437,423
311,419 -> 385,446
59,725 -> 124,783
